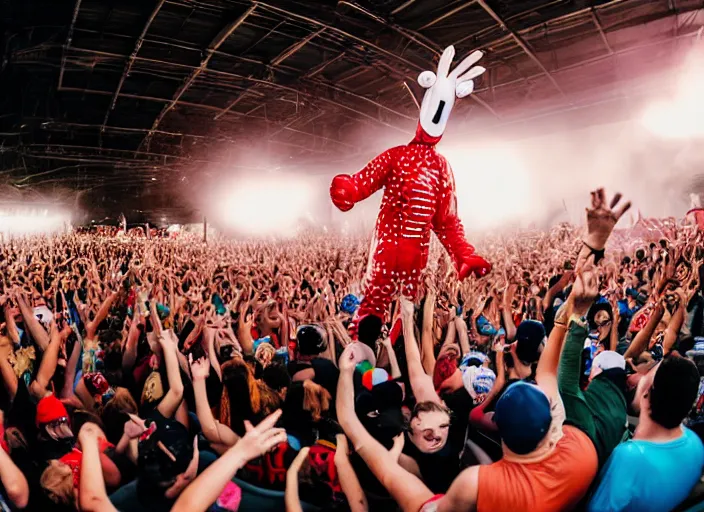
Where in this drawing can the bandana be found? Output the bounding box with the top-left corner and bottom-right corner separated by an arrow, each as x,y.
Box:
476,316 -> 498,337
462,366 -> 496,404
433,354 -> 458,391
58,447 -> 82,489
630,309 -> 650,333
83,372 -> 116,406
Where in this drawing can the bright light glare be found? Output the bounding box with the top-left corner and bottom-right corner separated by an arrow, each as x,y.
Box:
217,175 -> 315,236
444,144 -> 533,230
0,208 -> 70,237
641,52 -> 704,139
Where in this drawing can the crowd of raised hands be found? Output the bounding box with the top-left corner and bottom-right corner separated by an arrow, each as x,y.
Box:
0,188 -> 702,512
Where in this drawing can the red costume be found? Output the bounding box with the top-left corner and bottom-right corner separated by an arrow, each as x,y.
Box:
331,46 -> 492,328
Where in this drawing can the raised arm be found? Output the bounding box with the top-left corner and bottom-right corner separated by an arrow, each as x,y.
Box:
86,291 -> 118,340
30,321 -> 62,399
156,329 -> 184,419
78,423 -> 119,512
663,290 -> 686,355
400,297 -> 440,404
16,292 -> 49,351
172,410 -> 287,512
285,447 -> 310,512
335,434 -> 368,512
336,346 -> 433,512
623,303 -> 665,360
330,148 -> 396,212
190,356 -> 239,450
0,423 -> 29,509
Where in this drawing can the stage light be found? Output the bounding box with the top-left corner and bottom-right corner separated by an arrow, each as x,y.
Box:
641,50 -> 704,139
444,143 -> 533,230
216,174 -> 315,236
0,207 -> 70,237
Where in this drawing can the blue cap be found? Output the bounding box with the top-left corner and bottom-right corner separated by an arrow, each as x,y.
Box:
341,294 -> 360,315
494,381 -> 552,455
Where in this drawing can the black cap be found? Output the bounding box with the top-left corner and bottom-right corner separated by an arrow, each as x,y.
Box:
515,320 -> 546,364
297,325 -> 327,356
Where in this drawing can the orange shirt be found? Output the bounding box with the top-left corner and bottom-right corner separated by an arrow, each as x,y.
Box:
477,426 -> 598,512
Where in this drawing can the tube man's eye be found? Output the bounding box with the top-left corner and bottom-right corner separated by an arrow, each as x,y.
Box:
418,71 -> 436,89
455,80 -> 475,98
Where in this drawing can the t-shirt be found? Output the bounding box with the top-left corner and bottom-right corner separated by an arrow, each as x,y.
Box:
403,432 -> 464,494
587,427 -> 704,512
477,426 -> 598,512
288,358 -> 339,400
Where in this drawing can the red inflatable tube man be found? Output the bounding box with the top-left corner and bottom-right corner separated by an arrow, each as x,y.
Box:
330,46 -> 492,332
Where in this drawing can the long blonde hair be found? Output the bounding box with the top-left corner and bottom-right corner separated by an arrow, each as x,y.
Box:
40,460 -> 75,508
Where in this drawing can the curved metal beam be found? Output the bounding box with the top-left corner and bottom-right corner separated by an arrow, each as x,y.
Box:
101,0 -> 166,133
139,4 -> 257,152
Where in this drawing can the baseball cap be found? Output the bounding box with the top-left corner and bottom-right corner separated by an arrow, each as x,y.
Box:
592,351 -> 626,371
515,320 -> 545,364
462,365 -> 496,402
494,381 -> 552,455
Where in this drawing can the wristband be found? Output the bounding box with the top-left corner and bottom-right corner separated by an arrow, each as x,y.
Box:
582,242 -> 605,264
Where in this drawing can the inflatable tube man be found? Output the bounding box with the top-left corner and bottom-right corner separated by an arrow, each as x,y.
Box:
330,46 -> 492,328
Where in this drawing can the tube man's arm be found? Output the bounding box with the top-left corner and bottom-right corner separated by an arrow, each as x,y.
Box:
432,160 -> 491,279
330,148 -> 396,212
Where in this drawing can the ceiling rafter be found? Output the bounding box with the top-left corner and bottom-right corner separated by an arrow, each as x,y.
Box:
101,0 -> 167,133
419,1 -> 476,31
57,86 -> 356,149
59,47 -> 414,131
138,4 -> 257,152
590,8 -> 614,55
476,0 -> 566,98
256,1 -> 499,119
58,0 -> 83,89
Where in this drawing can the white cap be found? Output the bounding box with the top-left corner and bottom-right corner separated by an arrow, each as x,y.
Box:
593,350 -> 626,371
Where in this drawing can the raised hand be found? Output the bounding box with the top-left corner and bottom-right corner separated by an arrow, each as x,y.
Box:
234,410 -> 287,464
189,354 -> 210,381
124,414 -> 147,440
584,188 -> 631,251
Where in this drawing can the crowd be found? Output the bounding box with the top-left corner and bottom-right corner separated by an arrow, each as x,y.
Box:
0,188 -> 702,512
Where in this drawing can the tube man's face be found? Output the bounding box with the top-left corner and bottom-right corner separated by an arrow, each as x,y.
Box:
418,46 -> 486,138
